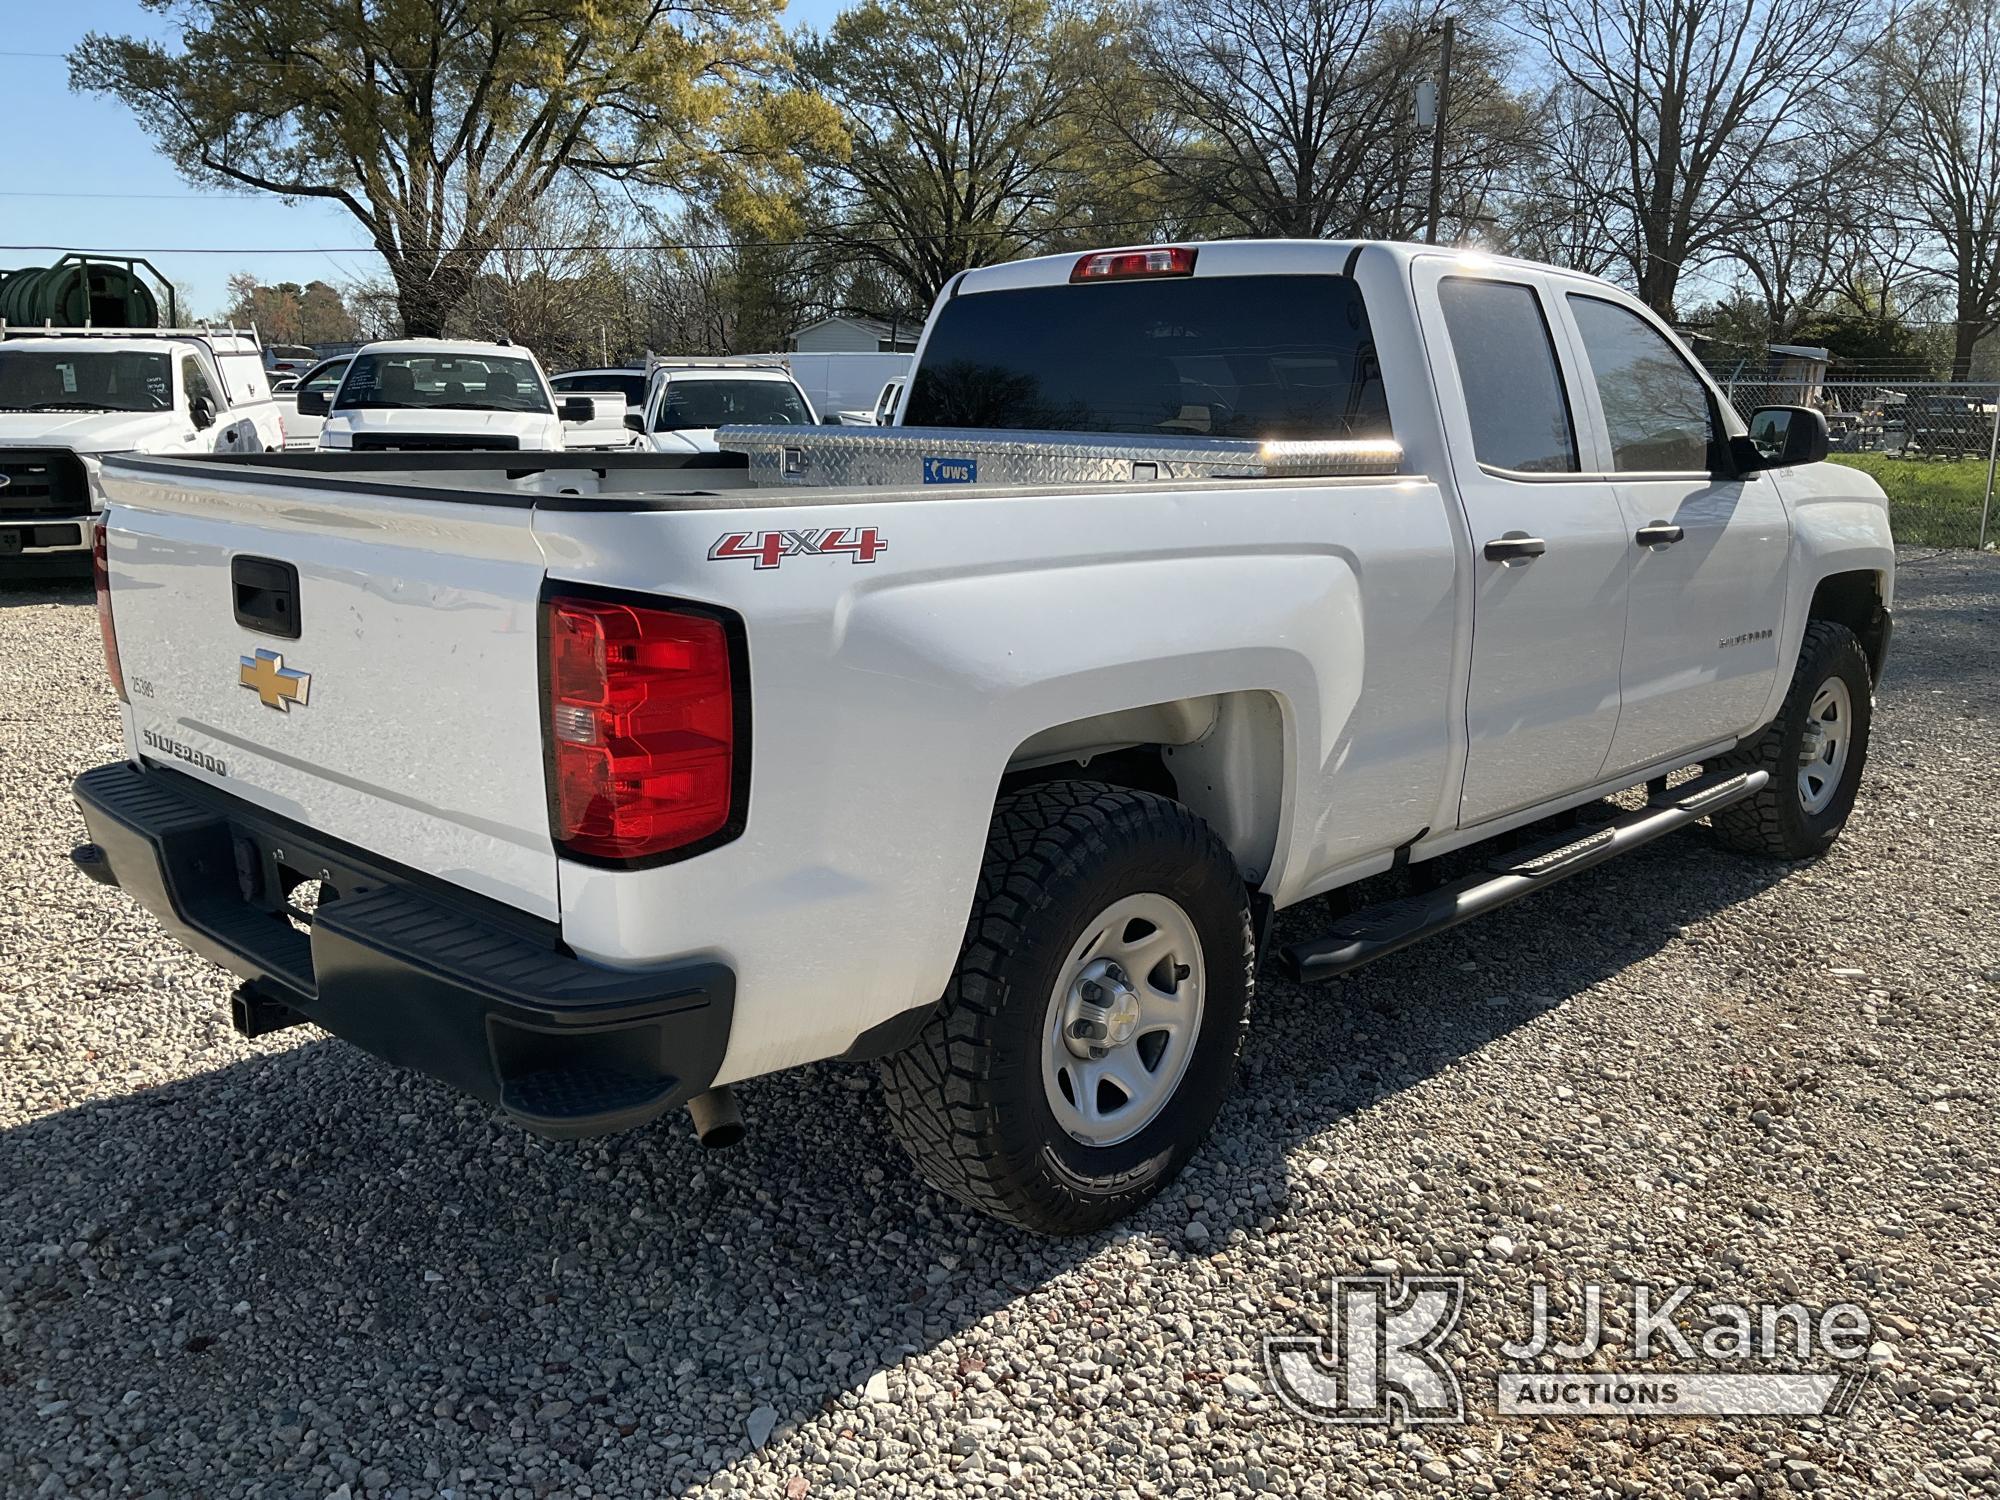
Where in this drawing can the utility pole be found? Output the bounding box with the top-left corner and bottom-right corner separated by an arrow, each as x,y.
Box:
1424,16 -> 1455,246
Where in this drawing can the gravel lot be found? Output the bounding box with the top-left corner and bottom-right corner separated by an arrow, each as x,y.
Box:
2,552 -> 1996,1500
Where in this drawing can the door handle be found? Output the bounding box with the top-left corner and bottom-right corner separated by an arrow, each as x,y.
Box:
1483,532 -> 1548,563
1635,521 -> 1685,547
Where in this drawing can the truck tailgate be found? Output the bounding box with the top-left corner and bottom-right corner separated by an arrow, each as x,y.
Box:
99,459 -> 559,920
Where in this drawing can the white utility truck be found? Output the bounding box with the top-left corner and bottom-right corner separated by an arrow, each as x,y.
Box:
311,339 -> 605,452
73,242 -> 1893,1233
631,361 -> 821,453
0,326 -> 283,572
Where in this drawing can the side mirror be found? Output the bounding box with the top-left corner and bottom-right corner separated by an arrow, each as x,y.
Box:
821,413 -> 841,425
189,395 -> 216,431
1735,406 -> 1830,472
560,396 -> 596,423
623,412 -> 645,434
296,389 -> 330,417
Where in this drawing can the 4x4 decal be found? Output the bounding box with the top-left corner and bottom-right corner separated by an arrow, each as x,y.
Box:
708,527 -> 888,570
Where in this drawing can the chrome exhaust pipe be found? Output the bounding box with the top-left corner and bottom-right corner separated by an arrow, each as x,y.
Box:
687,1086 -> 745,1149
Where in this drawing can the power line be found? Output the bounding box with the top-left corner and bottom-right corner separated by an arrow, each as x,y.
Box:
0,190 -> 246,201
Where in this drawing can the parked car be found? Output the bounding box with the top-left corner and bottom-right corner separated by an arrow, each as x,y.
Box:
262,343 -> 318,382
832,377 -> 908,426
75,240 -> 1893,1234
0,326 -> 283,573
1902,389 -> 1997,459
310,340 -> 597,452
631,363 -> 819,453
873,375 -> 906,426
282,355 -> 351,451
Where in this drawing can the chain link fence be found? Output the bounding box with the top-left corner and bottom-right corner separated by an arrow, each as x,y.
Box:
1721,377 -> 1998,549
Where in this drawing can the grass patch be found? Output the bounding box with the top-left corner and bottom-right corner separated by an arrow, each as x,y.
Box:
1828,452 -> 1993,548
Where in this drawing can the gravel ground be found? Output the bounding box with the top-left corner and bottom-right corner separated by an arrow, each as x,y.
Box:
2,552 -> 1996,1500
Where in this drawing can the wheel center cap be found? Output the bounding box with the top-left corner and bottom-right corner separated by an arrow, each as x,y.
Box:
1063,960 -> 1143,1059
1799,720 -> 1828,765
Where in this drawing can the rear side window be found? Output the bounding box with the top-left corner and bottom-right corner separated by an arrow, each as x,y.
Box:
1567,295 -> 1716,472
903,274 -> 1390,441
1436,278 -> 1578,474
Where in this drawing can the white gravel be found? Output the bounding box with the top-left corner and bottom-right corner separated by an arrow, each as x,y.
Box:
3,553 -> 1997,1499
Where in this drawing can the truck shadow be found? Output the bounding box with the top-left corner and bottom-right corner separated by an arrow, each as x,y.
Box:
0,826 -> 1788,1495
0,577 -> 91,605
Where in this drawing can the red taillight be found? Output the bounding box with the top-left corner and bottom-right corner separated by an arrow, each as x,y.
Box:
1070,246 -> 1198,282
94,525 -> 127,704
544,594 -> 741,863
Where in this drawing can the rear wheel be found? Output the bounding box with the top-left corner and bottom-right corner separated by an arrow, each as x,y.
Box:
1707,620 -> 1873,860
878,781 -> 1252,1234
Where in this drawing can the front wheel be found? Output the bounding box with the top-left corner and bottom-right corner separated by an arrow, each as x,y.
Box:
878,782 -> 1253,1234
1707,620 -> 1874,860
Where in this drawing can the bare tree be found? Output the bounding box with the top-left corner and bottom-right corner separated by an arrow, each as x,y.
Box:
1862,0 -> 2000,376
1514,0 -> 1879,317
1089,0 -> 1537,243
796,0 -> 1111,304
1110,0 -> 1421,238
1724,139 -> 1854,339
1500,84 -> 1628,276
450,191 -> 636,368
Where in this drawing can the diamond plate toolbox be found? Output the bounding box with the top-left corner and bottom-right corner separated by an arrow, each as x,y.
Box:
716,425 -> 1403,488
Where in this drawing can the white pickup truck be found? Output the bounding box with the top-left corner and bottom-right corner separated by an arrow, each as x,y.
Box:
631,362 -> 822,453
310,339 -> 609,452
0,327 -> 283,572
72,241 -> 1893,1234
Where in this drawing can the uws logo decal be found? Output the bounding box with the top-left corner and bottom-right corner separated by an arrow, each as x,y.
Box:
708,527 -> 887,570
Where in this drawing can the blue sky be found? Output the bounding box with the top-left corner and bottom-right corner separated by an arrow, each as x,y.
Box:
2,0 -> 848,319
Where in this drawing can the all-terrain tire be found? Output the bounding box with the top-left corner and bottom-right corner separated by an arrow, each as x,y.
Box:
878,781 -> 1253,1235
1706,620 -> 1873,860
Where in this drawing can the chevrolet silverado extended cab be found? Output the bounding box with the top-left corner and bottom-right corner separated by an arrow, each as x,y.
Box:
72,241 -> 1893,1234
0,327 -> 283,572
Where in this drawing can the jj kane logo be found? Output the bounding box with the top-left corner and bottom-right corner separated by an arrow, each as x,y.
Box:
1265,1274 -> 1879,1424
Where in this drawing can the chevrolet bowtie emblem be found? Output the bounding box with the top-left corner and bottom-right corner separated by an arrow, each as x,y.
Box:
238,648 -> 311,712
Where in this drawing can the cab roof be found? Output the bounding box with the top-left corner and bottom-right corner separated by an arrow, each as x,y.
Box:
954,239 -> 1620,296
352,338 -> 540,362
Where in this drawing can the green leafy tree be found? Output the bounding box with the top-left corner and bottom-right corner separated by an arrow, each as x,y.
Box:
72,0 -> 839,336
224,275 -> 361,344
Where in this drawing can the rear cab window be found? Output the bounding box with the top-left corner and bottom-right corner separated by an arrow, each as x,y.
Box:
654,379 -> 813,431
1435,277 -> 1580,475
337,352 -> 553,415
903,274 -> 1390,441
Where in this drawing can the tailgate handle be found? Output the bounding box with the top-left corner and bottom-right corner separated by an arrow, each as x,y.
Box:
232,556 -> 302,640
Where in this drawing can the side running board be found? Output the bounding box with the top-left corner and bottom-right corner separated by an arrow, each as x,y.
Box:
1276,769 -> 1767,983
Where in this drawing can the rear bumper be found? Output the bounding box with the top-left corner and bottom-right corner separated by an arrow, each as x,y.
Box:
72,761 -> 733,1139
0,521 -> 88,566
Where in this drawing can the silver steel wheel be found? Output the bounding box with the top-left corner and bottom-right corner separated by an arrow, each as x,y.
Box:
1797,674 -> 1854,815
1041,892 -> 1206,1148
